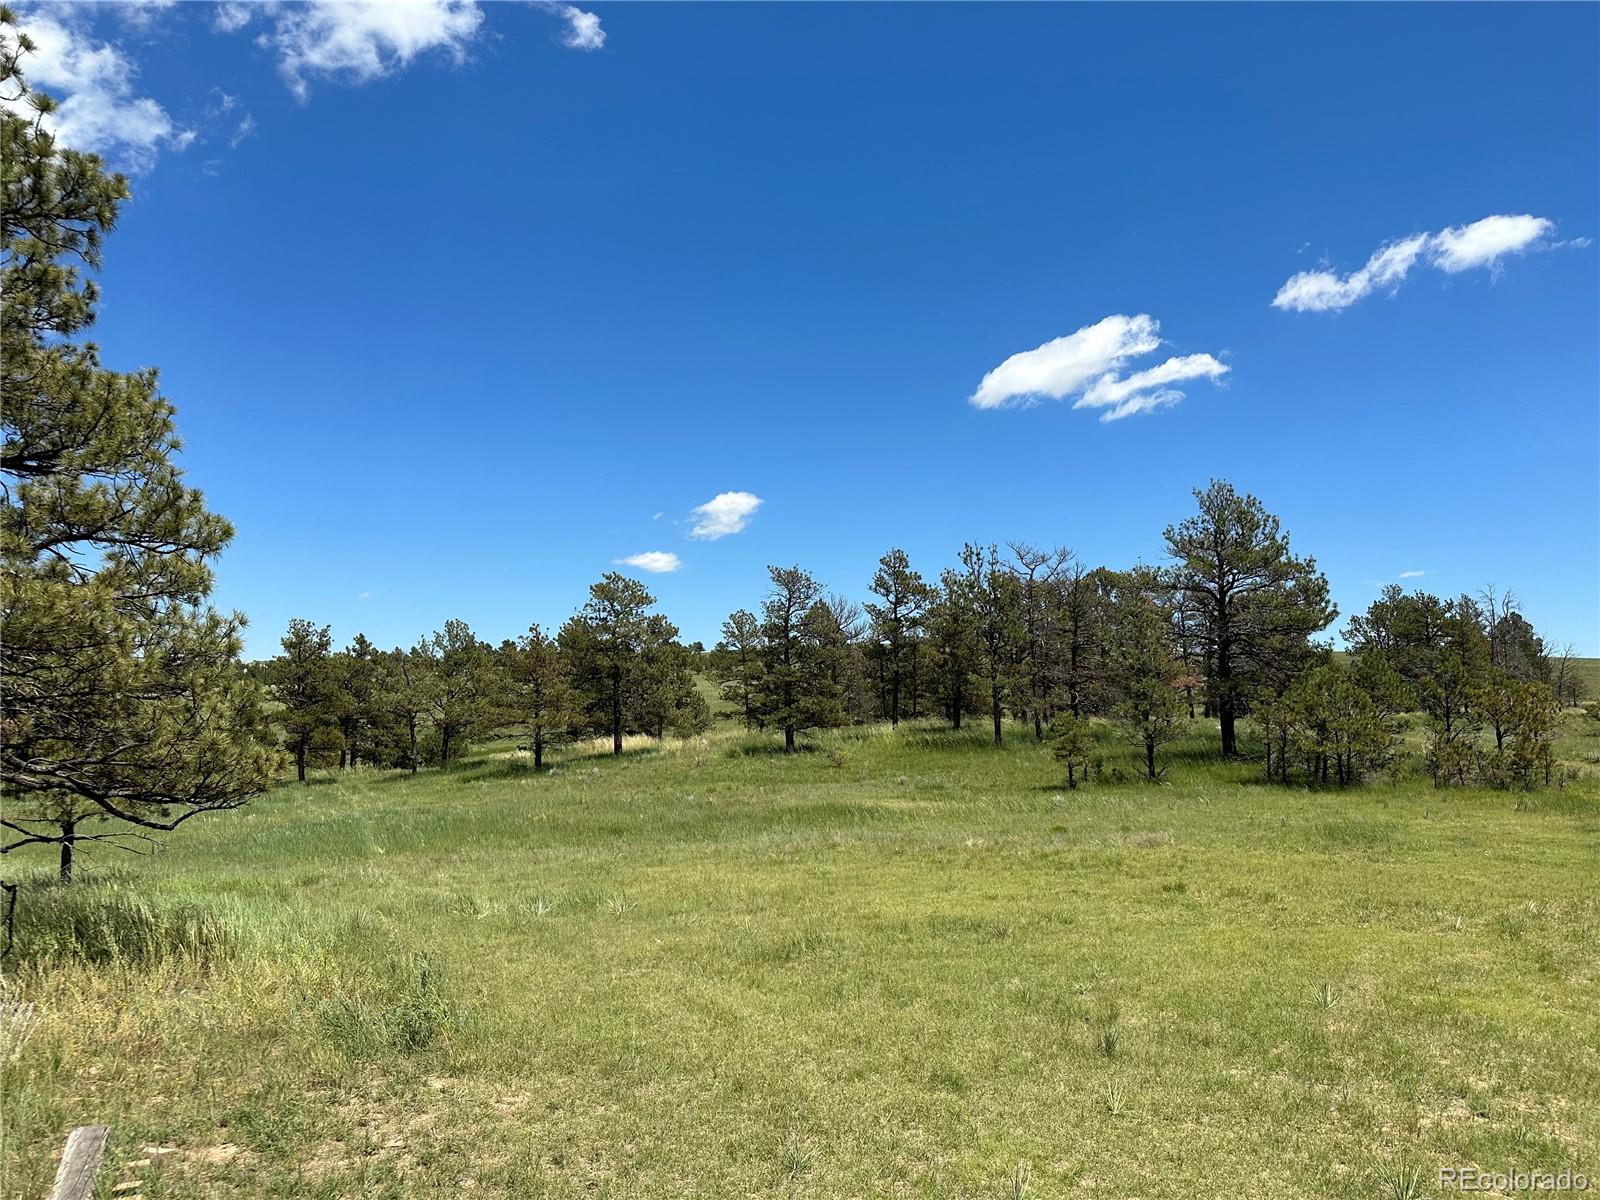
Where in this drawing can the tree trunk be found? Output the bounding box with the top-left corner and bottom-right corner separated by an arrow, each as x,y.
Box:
534,723 -> 544,771
1145,738 -> 1156,781
1217,630 -> 1238,756
991,678 -> 1003,746
784,724 -> 796,753
59,818 -> 76,884
296,738 -> 307,783
1069,640 -> 1082,717
441,726 -> 452,765
611,665 -> 623,755
408,717 -> 418,774
890,667 -> 901,727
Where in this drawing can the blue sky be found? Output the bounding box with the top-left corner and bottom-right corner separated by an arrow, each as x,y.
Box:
20,1 -> 1599,656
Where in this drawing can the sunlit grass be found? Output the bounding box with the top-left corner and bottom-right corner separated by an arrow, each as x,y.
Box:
2,715 -> 1597,1197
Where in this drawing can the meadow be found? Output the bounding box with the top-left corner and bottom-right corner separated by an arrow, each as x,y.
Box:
2,709 -> 1598,1199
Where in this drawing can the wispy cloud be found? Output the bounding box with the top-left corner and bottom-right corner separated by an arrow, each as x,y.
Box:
224,1 -> 605,100
1397,569 -> 1427,579
250,0 -> 487,101
1270,235 -> 1429,314
688,492 -> 763,540
969,314 -> 1228,422
616,551 -> 682,574
1272,214 -> 1575,312
212,2 -> 255,34
6,8 -> 190,171
548,3 -> 605,50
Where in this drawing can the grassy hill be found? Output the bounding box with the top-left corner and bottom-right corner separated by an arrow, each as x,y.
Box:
1570,657 -> 1600,705
3,719 -> 1598,1197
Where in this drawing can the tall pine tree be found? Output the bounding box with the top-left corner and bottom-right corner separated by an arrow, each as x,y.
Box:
1,18 -> 275,879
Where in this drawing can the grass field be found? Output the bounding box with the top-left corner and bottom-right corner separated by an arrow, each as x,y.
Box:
3,711 -> 1599,1198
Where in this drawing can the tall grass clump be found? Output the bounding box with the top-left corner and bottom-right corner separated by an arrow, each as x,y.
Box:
8,880 -> 237,970
315,951 -> 465,1057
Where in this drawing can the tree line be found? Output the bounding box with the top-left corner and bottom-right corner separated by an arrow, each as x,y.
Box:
257,573 -> 712,781
700,481 -> 1581,791
259,480 -> 1584,797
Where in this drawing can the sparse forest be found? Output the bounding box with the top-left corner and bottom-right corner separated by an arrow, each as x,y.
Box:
241,480 -> 1586,804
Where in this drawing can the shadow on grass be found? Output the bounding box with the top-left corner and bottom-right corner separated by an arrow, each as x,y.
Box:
724,738 -> 820,758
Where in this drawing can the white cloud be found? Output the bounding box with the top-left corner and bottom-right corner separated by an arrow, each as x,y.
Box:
259,0 -> 487,101
6,9 -> 190,171
229,112 -> 257,148
212,2 -> 256,34
969,314 -> 1228,422
616,551 -> 681,574
1078,351 -> 1230,422
1273,214 -> 1571,312
109,1 -> 178,30
1429,214 -> 1553,274
550,3 -> 605,50
1271,234 -> 1429,313
247,0 -> 602,100
688,492 -> 763,540
1397,569 -> 1427,579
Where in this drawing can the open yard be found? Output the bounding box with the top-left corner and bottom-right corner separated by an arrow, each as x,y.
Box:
3,718 -> 1598,1198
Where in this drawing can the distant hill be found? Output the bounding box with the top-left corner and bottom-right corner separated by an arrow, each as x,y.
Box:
1572,657 -> 1600,704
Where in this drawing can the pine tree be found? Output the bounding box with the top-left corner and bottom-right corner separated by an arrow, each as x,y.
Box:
1505,681 -> 1558,790
500,624 -> 575,770
928,564 -> 978,730
757,566 -> 845,752
1285,662 -> 1396,786
1164,481 -> 1334,757
384,643 -> 435,774
865,549 -> 933,727
560,573 -> 657,754
1051,714 -> 1097,789
1005,543 -> 1074,740
716,609 -> 765,729
961,544 -> 1024,747
332,633 -> 384,769
2,16 -> 275,879
265,620 -> 337,784
1345,587 -> 1488,782
423,619 -> 491,765
1105,570 -> 1184,781
633,614 -> 708,739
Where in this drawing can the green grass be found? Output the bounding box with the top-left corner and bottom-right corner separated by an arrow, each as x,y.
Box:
1569,657 -> 1600,707
3,716 -> 1598,1197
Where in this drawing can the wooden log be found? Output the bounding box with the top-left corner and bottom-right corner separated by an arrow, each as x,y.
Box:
48,1125 -> 109,1200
